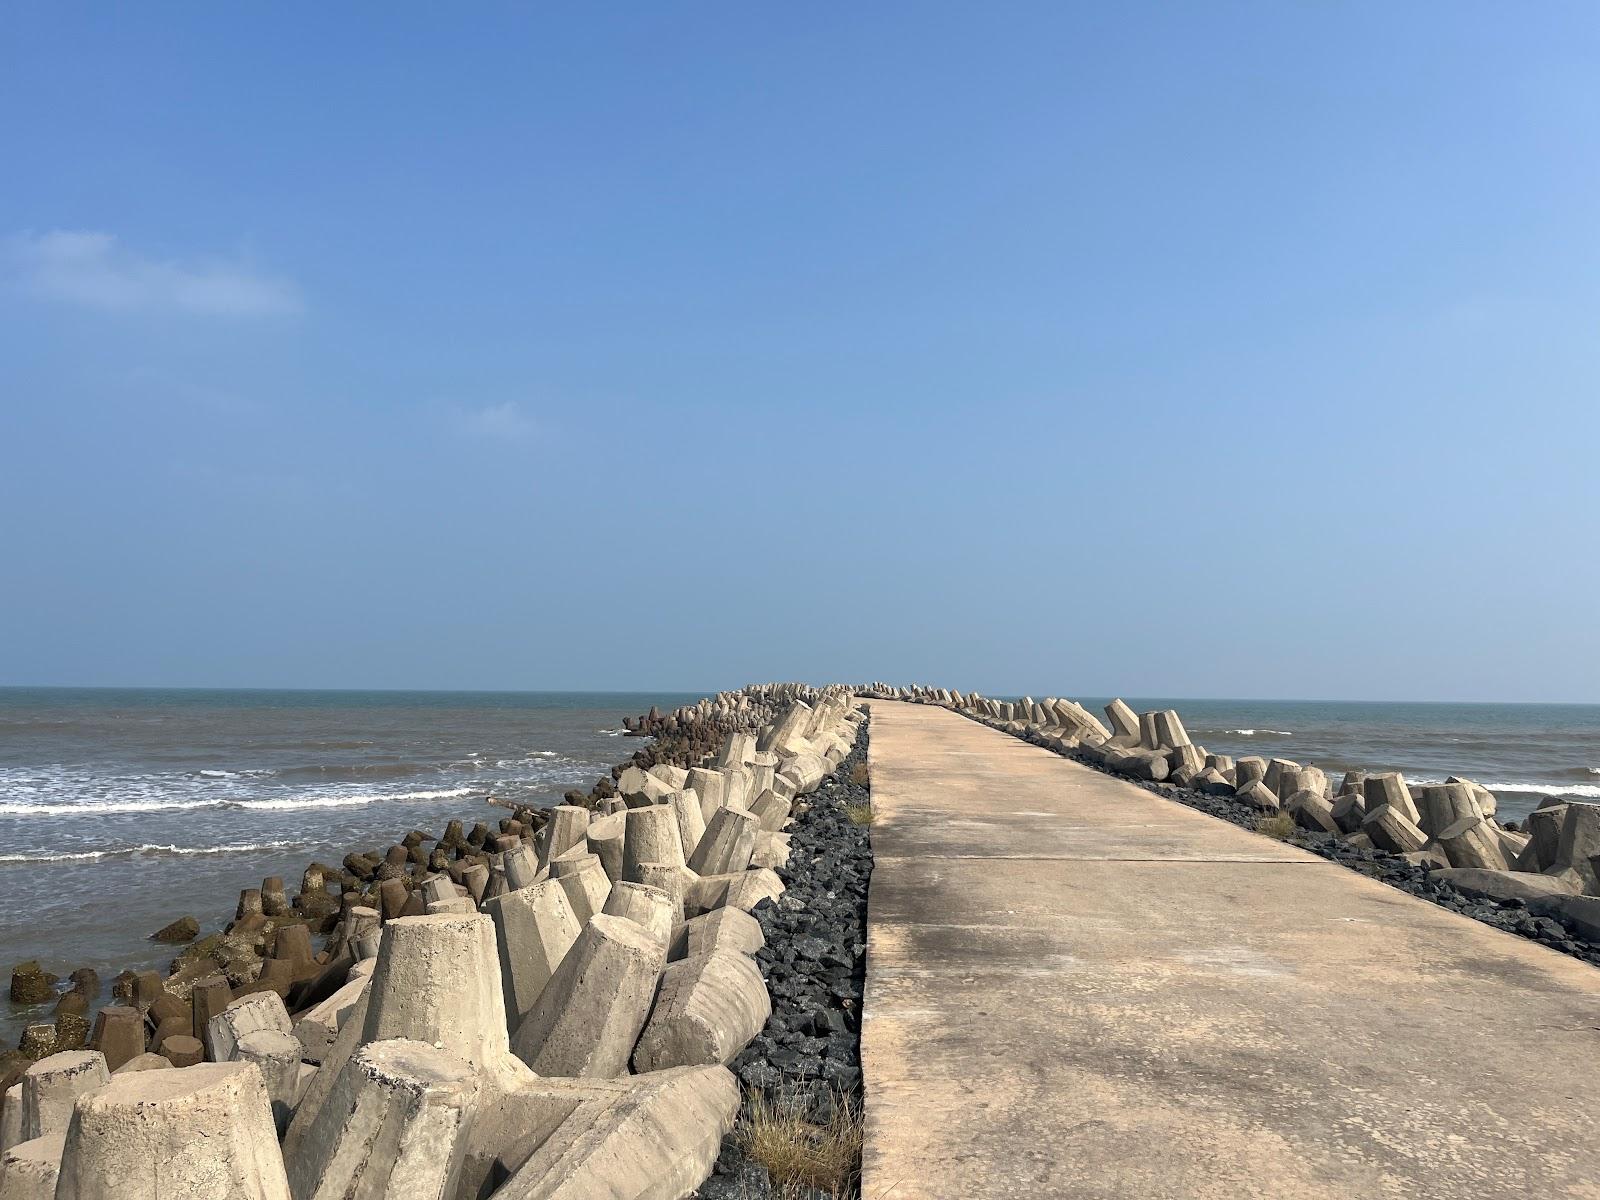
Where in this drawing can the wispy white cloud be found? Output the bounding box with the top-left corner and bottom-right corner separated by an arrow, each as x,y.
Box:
455,401 -> 538,440
3,230 -> 302,316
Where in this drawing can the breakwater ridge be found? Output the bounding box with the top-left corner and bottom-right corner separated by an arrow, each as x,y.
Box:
3,683 -> 1600,1198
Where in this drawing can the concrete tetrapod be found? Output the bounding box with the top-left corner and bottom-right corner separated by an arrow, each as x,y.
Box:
206,991 -> 294,1064
511,914 -> 666,1079
684,869 -> 785,918
633,862 -> 695,926
285,1038 -> 479,1200
20,1051 -> 109,1141
668,907 -> 765,962
55,1061 -> 290,1200
1363,772 -> 1423,826
632,948 -> 771,1072
686,807 -> 759,877
539,805 -> 590,868
622,805 -> 687,883
0,1132 -> 65,1200
583,812 -> 625,883
601,881 -> 677,947
486,879 -> 583,1028
548,854 -> 612,924
664,790 -> 706,862
684,769 -> 726,822
235,1028 -> 301,1135
494,1066 -> 739,1200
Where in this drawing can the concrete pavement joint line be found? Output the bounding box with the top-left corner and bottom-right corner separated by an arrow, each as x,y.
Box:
858,695 -> 1600,1200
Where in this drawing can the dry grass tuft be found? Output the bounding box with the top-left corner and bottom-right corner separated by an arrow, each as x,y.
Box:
849,761 -> 870,788
843,802 -> 875,826
739,1087 -> 863,1199
1256,811 -> 1296,840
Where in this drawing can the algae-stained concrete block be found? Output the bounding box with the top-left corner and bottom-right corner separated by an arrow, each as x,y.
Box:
285,1038 -> 479,1200
494,1066 -> 739,1200
487,879 -> 583,1028
1436,816 -> 1510,871
632,950 -> 771,1072
688,807 -> 759,877
549,854 -> 612,925
54,1062 -> 290,1200
1363,772 -> 1422,826
162,1036 -> 204,1068
511,914 -> 666,1079
623,805 -> 687,882
20,1052 -> 109,1142
205,991 -> 293,1065
88,1007 -> 143,1072
0,1132 -> 65,1200
1362,804 -> 1429,854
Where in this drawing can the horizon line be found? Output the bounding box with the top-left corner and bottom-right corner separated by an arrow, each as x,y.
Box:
2,682 -> 1598,708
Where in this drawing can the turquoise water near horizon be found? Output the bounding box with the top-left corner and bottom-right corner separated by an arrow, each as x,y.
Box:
2,686 -> 1598,1045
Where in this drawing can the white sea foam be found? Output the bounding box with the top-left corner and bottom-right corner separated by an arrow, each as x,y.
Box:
1413,778 -> 1600,800
0,785 -> 479,818
1219,729 -> 1293,737
0,839 -> 309,864
227,787 -> 476,812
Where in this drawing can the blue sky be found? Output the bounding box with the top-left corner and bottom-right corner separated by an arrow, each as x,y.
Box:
2,4 -> 1597,701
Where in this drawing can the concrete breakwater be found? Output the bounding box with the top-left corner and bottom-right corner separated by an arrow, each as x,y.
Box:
0,684 -> 866,1200
857,684 -> 1600,957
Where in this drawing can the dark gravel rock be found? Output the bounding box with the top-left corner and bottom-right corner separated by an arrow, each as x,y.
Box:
697,722 -> 873,1199
980,715 -> 1600,971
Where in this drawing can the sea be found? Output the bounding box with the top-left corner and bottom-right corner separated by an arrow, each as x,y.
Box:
2,688 -> 1598,1045
0,687 -> 700,1046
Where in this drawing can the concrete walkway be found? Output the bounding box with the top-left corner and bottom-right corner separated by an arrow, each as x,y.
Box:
860,700 -> 1600,1199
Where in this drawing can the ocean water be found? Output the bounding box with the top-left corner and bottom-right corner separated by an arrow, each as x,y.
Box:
0,687 -> 699,1045
1073,697 -> 1600,820
5,689 -> 1598,1046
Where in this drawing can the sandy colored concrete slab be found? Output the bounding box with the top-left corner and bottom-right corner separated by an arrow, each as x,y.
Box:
861,701 -> 1600,1199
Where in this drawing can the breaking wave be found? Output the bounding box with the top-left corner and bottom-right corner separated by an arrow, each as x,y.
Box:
0,839 -> 310,864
